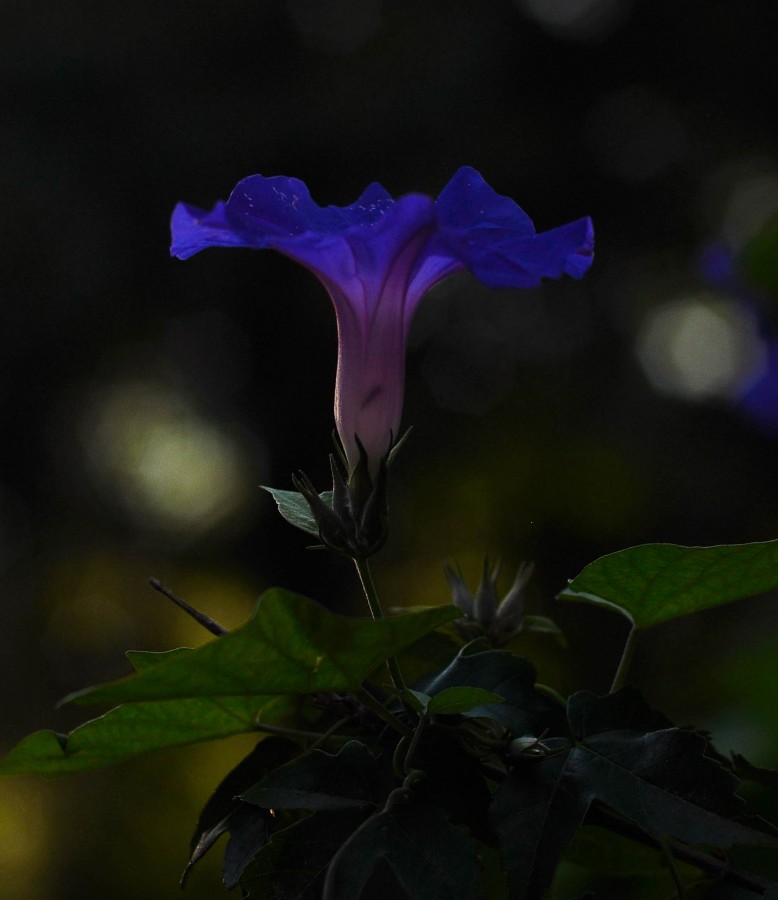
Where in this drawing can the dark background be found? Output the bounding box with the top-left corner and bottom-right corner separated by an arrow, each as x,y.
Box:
3,1 -> 778,897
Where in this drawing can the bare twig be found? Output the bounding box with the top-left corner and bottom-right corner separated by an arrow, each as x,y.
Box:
148,578 -> 228,637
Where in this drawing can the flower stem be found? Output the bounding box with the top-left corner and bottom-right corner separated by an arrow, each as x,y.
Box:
358,688 -> 413,739
353,557 -> 407,694
402,713 -> 429,775
610,624 -> 639,693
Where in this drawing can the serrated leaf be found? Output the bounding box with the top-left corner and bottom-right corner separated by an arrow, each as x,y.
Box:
323,799 -> 483,900
239,810 -> 368,899
490,690 -> 777,900
62,590 -> 458,705
559,540 -> 778,629
242,741 -> 380,811
427,686 -> 504,716
0,694 -> 296,776
261,486 -> 334,536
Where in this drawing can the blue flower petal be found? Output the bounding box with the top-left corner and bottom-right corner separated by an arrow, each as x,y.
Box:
224,174 -> 396,242
436,168 -> 594,289
170,201 -> 253,260
170,168 -> 594,472
436,166 -> 535,237
461,215 -> 594,289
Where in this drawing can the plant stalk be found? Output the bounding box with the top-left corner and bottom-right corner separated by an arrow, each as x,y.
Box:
353,557 -> 407,694
610,623 -> 638,693
357,688 -> 413,739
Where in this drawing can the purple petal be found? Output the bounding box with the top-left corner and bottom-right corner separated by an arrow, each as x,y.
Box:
226,174 -> 395,240
434,167 -> 593,289
462,215 -> 594,289
170,168 -> 595,475
436,166 -> 535,237
170,201 -> 255,260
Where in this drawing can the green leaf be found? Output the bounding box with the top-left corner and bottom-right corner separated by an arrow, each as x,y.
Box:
395,630 -> 463,686
521,615 -> 566,646
126,647 -> 192,671
490,689 -> 777,900
411,729 -> 495,847
242,741 -> 380,811
221,805 -> 274,890
427,686 -> 504,716
559,540 -> 778,628
323,798 -> 483,900
239,810 -> 369,899
261,486 -> 333,537
184,737 -> 296,885
417,647 -> 565,737
0,694 -> 295,776
744,219 -> 778,297
63,589 -> 458,706
731,753 -> 778,792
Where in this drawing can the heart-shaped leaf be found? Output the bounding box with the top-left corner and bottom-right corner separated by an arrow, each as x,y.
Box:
559,540 -> 778,629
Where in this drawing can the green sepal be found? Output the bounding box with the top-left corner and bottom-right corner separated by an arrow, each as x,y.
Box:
261,486 -> 334,537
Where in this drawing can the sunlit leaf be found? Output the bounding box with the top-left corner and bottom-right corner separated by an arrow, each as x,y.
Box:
63,589 -> 458,705
559,541 -> 778,628
0,694 -> 295,776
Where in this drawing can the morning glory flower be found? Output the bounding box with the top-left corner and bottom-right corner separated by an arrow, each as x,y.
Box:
171,166 -> 593,475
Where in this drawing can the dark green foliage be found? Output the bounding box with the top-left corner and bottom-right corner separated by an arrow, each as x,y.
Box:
6,540 -> 778,897
241,740 -> 382,811
183,737 -> 296,887
416,644 -> 566,736
490,689 -> 777,900
239,810 -> 370,899
322,797 -> 483,900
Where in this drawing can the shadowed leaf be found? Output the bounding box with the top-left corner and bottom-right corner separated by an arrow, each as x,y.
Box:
491,690 -> 777,900
239,810 -> 368,899
323,798 -> 482,900
242,741 -> 380,811
183,737 -> 296,885
417,646 -> 564,736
